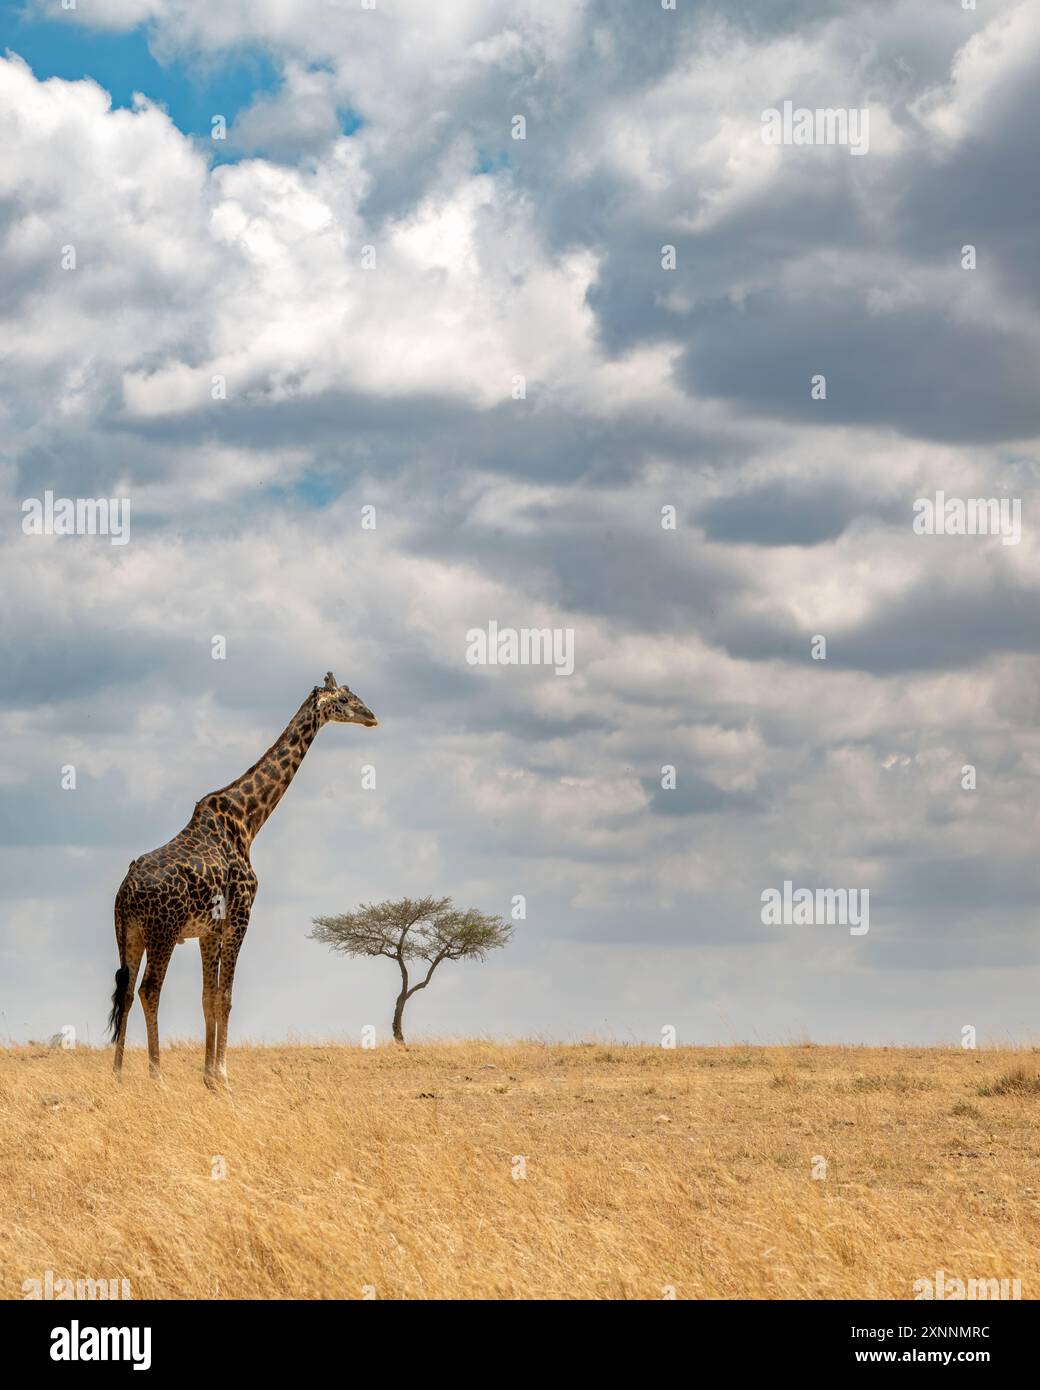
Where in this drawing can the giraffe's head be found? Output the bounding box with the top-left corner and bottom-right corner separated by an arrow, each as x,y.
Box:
315,672 -> 379,727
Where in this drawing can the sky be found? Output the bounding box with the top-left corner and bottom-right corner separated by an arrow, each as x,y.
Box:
1,0 -> 1038,1049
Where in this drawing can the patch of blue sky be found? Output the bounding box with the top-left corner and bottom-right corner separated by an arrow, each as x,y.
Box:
0,8 -> 280,150
473,149 -> 512,176
269,473 -> 346,509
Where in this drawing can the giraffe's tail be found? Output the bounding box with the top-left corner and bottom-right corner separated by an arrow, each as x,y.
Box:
107,968 -> 130,1042
108,897 -> 130,1042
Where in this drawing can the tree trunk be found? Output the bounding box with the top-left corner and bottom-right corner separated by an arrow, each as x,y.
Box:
392,989 -> 407,1044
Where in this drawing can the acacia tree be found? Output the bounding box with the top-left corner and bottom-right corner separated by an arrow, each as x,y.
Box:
309,895 -> 512,1044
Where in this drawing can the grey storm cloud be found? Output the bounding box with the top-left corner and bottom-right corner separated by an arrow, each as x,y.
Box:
677,293 -> 1040,445
643,773 -> 767,817
716,573 -> 1040,673
695,482 -> 903,547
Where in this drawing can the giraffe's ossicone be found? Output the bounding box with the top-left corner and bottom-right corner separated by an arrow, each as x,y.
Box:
108,673 -> 378,1089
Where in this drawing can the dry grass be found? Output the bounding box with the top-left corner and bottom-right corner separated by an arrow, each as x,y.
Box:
2,1041 -> 1038,1299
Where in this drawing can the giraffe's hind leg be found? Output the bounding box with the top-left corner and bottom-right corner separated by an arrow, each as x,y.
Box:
138,942 -> 174,1081
113,924 -> 144,1078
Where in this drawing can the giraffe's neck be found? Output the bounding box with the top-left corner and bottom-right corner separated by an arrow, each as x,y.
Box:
203,693 -> 323,847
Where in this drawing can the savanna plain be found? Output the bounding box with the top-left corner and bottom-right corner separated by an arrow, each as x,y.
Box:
2,1042 -> 1038,1299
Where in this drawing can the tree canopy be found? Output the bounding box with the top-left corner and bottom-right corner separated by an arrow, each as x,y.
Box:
309,896 -> 512,1042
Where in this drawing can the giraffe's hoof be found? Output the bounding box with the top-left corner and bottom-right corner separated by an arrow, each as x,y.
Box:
203,1072 -> 219,1092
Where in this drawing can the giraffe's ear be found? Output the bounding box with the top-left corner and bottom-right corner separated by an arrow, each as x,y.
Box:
323,672 -> 337,691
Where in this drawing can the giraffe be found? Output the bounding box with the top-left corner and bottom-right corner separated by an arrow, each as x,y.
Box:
107,673 -> 378,1089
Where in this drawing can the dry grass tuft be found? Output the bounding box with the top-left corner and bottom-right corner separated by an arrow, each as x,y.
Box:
2,1042 -> 1038,1300
979,1067 -> 1040,1098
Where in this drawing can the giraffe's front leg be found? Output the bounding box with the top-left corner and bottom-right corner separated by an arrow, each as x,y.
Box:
200,932 -> 222,1091
214,919 -> 248,1089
